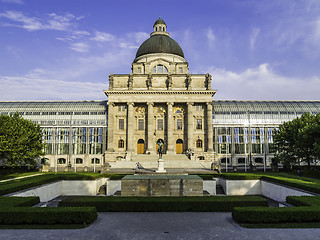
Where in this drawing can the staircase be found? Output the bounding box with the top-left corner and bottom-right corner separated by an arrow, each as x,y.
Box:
216,184 -> 225,195
108,153 -> 206,169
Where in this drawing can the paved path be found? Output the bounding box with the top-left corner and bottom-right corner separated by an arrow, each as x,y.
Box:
0,212 -> 319,240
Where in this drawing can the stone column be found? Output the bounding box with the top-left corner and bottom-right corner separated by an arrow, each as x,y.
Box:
167,102 -> 174,153
107,102 -> 114,152
207,102 -> 213,152
127,102 -> 134,152
187,102 -> 194,150
147,102 -> 154,153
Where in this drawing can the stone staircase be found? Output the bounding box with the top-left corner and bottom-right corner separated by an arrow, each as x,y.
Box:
108,153 -> 206,169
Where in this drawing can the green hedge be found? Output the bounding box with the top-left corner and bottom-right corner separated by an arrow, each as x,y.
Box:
0,173 -> 132,196
286,196 -> 320,207
0,196 -> 97,226
261,176 -> 320,194
232,206 -> 320,223
0,207 -> 97,225
59,196 -> 268,212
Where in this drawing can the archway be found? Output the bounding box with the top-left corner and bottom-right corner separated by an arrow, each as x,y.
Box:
176,139 -> 183,154
137,139 -> 145,154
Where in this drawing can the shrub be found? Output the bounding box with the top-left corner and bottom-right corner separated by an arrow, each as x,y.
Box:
286,196 -> 320,207
0,207 -> 97,225
59,196 -> 268,212
232,206 -> 320,223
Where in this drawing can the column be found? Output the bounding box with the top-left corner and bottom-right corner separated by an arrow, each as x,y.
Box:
127,102 -> 134,152
187,102 -> 194,150
147,102 -> 154,153
167,102 -> 174,153
207,102 -> 214,152
107,102 -> 114,152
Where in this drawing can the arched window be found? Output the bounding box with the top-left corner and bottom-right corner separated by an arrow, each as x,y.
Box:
196,139 -> 202,148
118,139 -> 125,148
152,65 -> 168,74
91,158 -> 100,164
58,158 -> 66,164
76,158 -> 83,164
159,26 -> 162,31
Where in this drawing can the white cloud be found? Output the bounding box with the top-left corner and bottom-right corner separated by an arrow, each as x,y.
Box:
0,76 -> 106,101
0,0 -> 23,4
206,27 -> 216,49
69,42 -> 89,53
90,31 -> 114,42
250,28 -> 260,50
0,11 -> 78,31
205,64 -> 320,100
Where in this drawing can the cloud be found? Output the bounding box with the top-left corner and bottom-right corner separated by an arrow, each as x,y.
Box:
0,11 -> 79,31
250,28 -> 260,50
206,27 -> 216,49
0,75 -> 106,101
69,42 -> 89,53
205,64 -> 320,100
90,31 -> 114,42
0,0 -> 23,4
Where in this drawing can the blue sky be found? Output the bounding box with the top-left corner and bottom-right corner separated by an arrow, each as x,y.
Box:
0,0 -> 320,100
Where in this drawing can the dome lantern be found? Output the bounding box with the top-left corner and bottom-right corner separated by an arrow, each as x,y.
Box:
151,16 -> 169,37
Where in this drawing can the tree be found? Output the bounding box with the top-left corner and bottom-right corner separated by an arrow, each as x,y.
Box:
274,112 -> 320,168
0,113 -> 44,167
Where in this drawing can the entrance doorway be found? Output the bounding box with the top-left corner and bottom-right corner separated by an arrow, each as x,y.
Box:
176,139 -> 183,154
137,139 -> 144,154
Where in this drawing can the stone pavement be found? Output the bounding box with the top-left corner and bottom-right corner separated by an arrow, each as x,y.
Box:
0,212 -> 319,240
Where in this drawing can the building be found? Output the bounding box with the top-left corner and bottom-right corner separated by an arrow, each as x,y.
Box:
1,18 -> 320,171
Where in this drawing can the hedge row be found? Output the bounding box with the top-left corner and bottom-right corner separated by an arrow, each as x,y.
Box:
261,176 -> 320,194
0,196 -> 98,226
0,173 -> 132,196
232,206 -> 320,223
59,196 -> 268,212
286,196 -> 320,207
0,207 -> 97,225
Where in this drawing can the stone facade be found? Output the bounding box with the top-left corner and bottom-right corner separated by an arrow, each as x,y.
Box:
105,18 -> 216,167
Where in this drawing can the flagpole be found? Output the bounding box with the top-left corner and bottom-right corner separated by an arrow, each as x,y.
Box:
225,126 -> 228,173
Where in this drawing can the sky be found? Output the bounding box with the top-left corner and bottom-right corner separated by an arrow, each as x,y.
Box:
0,0 -> 320,101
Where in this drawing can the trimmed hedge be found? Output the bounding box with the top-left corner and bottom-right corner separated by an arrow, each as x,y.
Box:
0,196 -> 98,226
0,207 -> 97,225
286,196 -> 320,207
232,206 -> 320,223
59,196 -> 268,212
261,176 -> 320,194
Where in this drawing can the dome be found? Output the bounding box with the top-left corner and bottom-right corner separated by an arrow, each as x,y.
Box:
135,35 -> 185,59
135,18 -> 185,59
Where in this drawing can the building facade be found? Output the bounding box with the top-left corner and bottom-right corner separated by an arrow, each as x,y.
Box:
1,18 -> 320,171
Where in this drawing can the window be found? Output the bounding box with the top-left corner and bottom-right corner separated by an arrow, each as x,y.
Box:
118,139 -> 125,148
138,119 -> 144,130
137,67 -> 141,73
195,105 -> 203,111
76,158 -> 83,164
176,119 -> 183,130
91,158 -> 100,164
196,139 -> 203,148
119,119 -> 124,130
255,158 -> 263,164
157,119 -> 163,130
196,119 -> 202,129
238,158 -> 245,164
178,67 -> 183,73
118,105 -> 125,111
152,65 -> 168,73
58,158 -> 66,164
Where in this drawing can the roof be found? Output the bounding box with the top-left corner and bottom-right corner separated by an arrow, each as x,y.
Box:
135,34 -> 185,59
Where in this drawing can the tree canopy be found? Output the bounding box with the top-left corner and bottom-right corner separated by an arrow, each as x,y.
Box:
274,112 -> 320,167
0,113 -> 44,167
